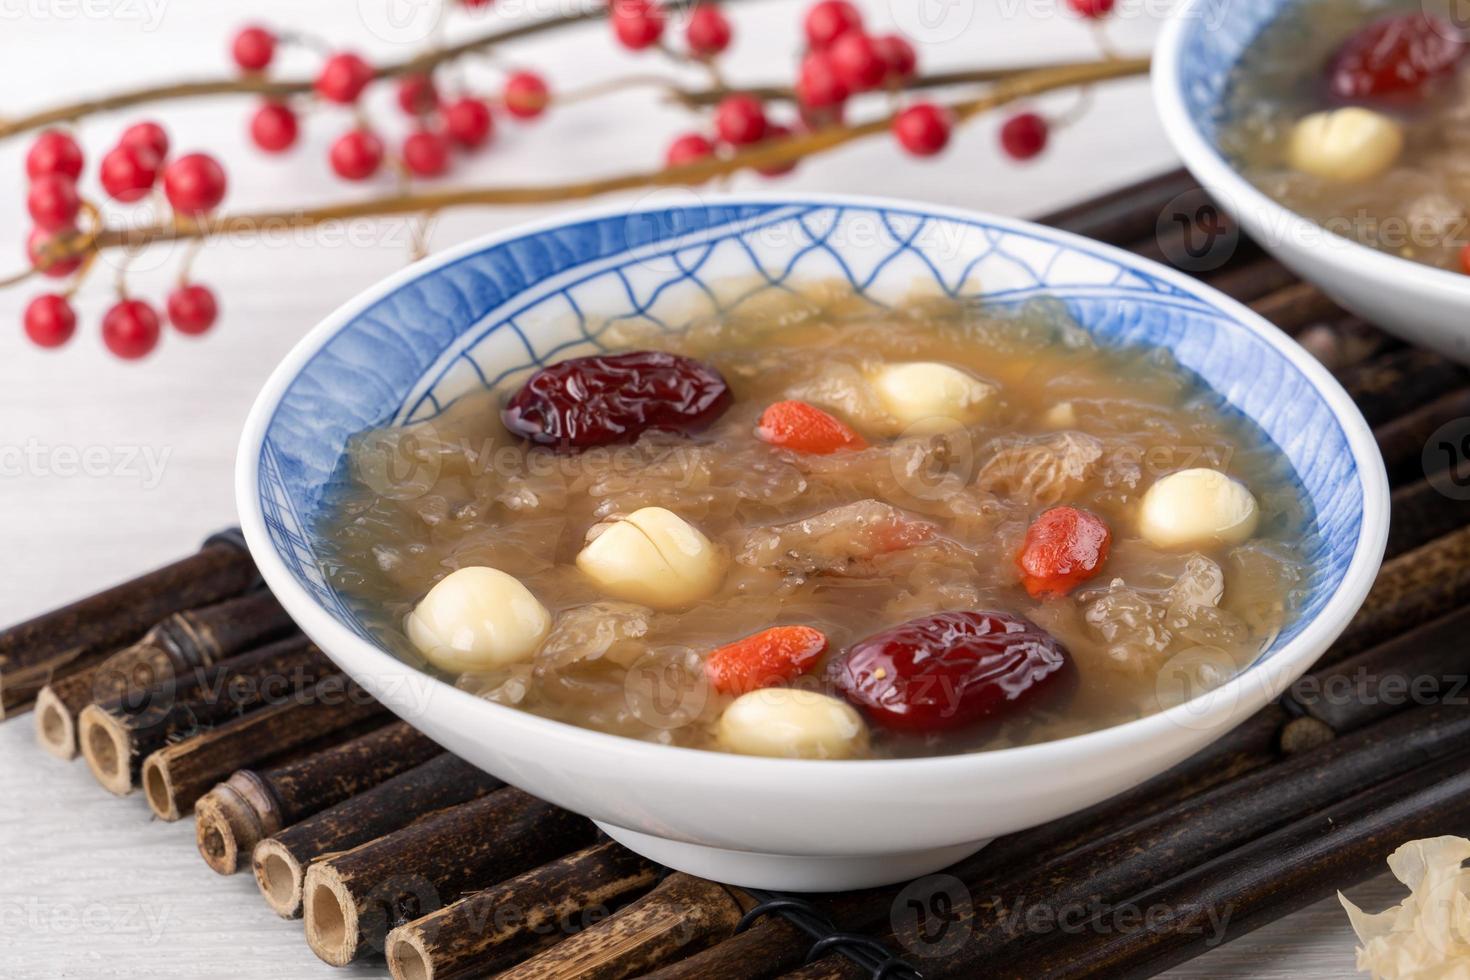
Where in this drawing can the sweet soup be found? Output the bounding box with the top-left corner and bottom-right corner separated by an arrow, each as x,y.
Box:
1222,0 -> 1470,272
318,286 -> 1311,760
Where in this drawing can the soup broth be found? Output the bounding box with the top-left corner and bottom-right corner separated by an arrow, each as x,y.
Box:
318,285 -> 1311,759
1222,0 -> 1470,272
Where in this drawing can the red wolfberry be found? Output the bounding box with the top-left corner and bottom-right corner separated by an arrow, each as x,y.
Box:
706,626 -> 828,695
757,400 -> 866,454
1016,505 -> 1111,598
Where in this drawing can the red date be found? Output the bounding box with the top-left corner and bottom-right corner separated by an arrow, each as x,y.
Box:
1327,13 -> 1465,103
830,611 -> 1072,733
501,350 -> 733,449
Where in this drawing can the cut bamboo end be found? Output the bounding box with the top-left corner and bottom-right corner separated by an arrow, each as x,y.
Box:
142,752 -> 182,821
77,704 -> 134,796
194,770 -> 281,875
252,838 -> 306,918
387,933 -> 434,980
33,685 -> 77,759
304,863 -> 360,967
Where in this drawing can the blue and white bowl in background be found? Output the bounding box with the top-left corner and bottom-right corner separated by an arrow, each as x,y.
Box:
1154,0 -> 1470,361
238,195 -> 1387,890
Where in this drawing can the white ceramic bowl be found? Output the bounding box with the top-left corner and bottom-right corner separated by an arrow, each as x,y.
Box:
1153,0 -> 1470,362
237,194 -> 1388,889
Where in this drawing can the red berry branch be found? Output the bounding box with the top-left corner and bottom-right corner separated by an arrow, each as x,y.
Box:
6,0 -> 1148,359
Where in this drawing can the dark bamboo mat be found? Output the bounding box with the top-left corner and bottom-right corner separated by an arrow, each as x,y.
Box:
4,169 -> 1469,980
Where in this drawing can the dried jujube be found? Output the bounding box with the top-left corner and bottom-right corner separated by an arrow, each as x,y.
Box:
830,611 -> 1072,733
1326,13 -> 1465,103
501,350 -> 732,449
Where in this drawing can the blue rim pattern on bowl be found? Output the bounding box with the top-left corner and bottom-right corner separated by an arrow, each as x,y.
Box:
255,201 -> 1362,660
1174,0 -> 1282,147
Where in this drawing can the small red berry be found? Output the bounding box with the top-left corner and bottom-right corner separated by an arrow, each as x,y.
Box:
100,143 -> 160,202
250,102 -> 299,153
329,129 -> 384,181
396,74 -> 440,115
503,71 -> 550,119
1067,0 -> 1115,17
874,34 -> 917,84
102,299 -> 161,360
442,97 -> 494,149
611,0 -> 665,50
1000,111 -> 1049,161
665,132 -> 716,168
756,123 -> 799,177
804,0 -> 862,50
23,294 -> 77,349
167,283 -> 219,335
797,50 -> 849,109
163,153 -> 227,214
26,130 -> 84,181
893,103 -> 952,157
232,25 -> 276,72
27,175 -> 80,232
685,5 -> 732,57
316,52 -> 375,104
120,121 -> 169,162
829,32 -> 886,92
1460,243 -> 1470,275
402,130 -> 451,177
26,228 -> 82,279
1017,506 -> 1111,597
714,94 -> 768,145
462,0 -> 494,7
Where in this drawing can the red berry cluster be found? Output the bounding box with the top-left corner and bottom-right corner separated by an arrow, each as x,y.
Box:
21,121 -> 224,357
232,22 -> 550,183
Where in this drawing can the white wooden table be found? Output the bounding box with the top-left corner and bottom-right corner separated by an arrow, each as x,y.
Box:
0,2 -> 1401,977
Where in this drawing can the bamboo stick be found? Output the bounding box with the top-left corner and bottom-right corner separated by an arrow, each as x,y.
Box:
1386,475 -> 1470,558
1034,168 -> 1197,245
302,787 -> 595,965
887,702 -> 1470,972
494,872 -> 752,980
0,538 -> 257,717
251,752 -> 504,918
1326,522 -> 1470,666
1287,604 -> 1470,736
34,590 -> 295,759
989,751 -> 1470,979
194,720 -> 442,875
1340,348 -> 1469,426
638,917 -> 811,980
1375,386 -> 1470,487
76,636 -> 326,795
1247,282 -> 1342,334
386,841 -> 661,980
1292,318 -> 1394,374
140,673 -> 385,820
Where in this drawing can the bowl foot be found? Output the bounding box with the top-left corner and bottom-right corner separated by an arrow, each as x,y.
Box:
594,822 -> 991,890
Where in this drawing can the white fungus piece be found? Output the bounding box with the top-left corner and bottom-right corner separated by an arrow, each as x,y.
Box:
870,361 -> 996,434
1288,108 -> 1404,183
575,506 -> 724,610
1339,836 -> 1470,978
716,688 -> 869,759
406,566 -> 552,673
1139,468 -> 1260,549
